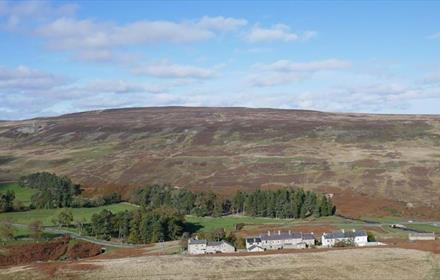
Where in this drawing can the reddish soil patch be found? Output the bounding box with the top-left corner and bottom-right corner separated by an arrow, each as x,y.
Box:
0,237 -> 105,267
67,241 -> 102,259
322,187 -> 440,220
0,236 -> 70,267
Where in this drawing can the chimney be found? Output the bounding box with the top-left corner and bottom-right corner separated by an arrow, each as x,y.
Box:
268,231 -> 271,236
352,229 -> 356,232
288,230 -> 291,235
278,230 -> 281,235
341,229 -> 345,233
311,232 -> 314,235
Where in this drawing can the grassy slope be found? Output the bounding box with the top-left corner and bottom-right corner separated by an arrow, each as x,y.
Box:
0,203 -> 137,226
186,215 -> 376,232
0,182 -> 36,206
185,215 -> 295,232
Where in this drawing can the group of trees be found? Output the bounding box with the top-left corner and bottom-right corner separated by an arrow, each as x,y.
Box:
130,185 -> 229,217
129,185 -> 335,219
231,189 -> 335,219
19,172 -> 81,209
0,190 -> 15,212
88,207 -> 184,243
71,192 -> 122,208
18,172 -> 121,209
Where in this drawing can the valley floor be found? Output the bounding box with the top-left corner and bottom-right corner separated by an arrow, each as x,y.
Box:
1,247 -> 439,280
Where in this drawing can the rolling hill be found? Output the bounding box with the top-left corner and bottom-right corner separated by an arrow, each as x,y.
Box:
1,107 -> 440,218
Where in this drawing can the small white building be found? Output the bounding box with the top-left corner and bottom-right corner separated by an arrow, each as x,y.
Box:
247,244 -> 265,252
321,229 -> 368,247
409,232 -> 435,241
188,238 -> 208,255
188,238 -> 235,255
206,240 -> 235,254
246,231 -> 315,251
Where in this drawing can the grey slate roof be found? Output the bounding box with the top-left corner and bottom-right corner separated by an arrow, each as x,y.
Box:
188,238 -> 207,245
323,230 -> 367,239
302,233 -> 315,240
246,237 -> 262,243
253,232 -> 315,241
207,241 -> 222,246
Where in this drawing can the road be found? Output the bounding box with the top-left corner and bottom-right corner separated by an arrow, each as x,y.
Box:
12,223 -> 141,248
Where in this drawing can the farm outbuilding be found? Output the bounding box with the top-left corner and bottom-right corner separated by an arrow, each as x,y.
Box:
408,232 -> 436,241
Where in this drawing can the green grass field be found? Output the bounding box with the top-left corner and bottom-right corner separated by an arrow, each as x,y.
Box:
0,182 -> 36,206
185,215 -> 375,233
185,215 -> 302,232
0,202 -> 138,226
405,223 -> 440,233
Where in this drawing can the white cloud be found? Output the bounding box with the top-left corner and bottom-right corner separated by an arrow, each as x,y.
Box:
249,59 -> 351,87
0,65 -> 67,92
197,16 -> 247,31
0,65 -> 187,119
83,79 -> 167,94
34,16 -> 247,63
245,24 -> 316,43
423,71 -> 440,83
427,32 -> 440,40
0,1 -> 77,30
134,61 -> 218,79
254,59 -> 351,72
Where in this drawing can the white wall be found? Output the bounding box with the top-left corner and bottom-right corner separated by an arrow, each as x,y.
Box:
188,243 -> 206,255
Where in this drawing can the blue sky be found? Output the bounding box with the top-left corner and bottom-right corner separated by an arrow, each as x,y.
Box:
0,0 -> 439,119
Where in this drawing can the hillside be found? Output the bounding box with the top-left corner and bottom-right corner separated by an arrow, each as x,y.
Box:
1,107 -> 440,217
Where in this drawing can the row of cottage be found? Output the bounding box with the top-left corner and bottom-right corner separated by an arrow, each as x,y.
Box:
188,229 -> 368,255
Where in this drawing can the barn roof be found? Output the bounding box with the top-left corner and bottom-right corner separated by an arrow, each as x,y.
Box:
323,229 -> 367,239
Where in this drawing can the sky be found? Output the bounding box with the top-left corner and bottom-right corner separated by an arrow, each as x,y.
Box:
0,0 -> 440,120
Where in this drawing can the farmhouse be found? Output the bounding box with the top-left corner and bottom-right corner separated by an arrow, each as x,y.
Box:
408,232 -> 436,241
321,229 -> 368,247
246,230 -> 315,251
188,238 -> 235,255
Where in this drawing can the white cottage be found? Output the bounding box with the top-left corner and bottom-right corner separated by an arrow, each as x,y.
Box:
188,238 -> 208,255
206,240 -> 235,254
246,231 -> 315,251
188,239 -> 235,255
321,229 -> 368,247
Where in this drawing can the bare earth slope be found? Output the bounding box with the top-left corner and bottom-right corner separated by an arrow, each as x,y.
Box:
1,107 -> 440,216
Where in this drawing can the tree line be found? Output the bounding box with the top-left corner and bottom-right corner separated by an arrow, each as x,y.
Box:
0,190 -> 15,212
129,185 -> 335,219
18,172 -> 121,209
232,188 -> 335,219
86,207 -> 185,243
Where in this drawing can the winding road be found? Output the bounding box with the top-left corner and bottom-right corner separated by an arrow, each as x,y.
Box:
12,223 -> 141,248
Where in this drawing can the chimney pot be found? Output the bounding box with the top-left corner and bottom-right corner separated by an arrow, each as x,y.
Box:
268,231 -> 270,236
288,230 -> 291,235
278,230 -> 281,235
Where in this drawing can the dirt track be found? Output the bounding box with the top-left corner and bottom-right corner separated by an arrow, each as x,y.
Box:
1,247 -> 439,280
